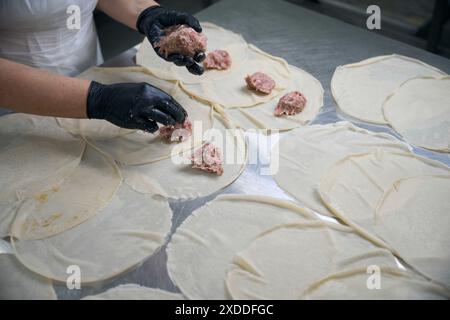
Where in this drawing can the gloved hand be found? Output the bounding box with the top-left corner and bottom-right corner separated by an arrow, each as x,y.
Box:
86,81 -> 187,133
136,5 -> 205,75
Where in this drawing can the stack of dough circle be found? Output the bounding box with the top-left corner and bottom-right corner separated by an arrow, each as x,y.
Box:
225,221 -> 426,300
0,113 -> 85,237
11,183 -> 173,283
331,54 -> 446,124
382,76 -> 450,152
273,122 -> 411,217
82,284 -> 184,300
166,194 -> 316,299
319,151 -> 450,287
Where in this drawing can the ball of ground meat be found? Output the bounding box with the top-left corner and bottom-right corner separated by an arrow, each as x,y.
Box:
155,25 -> 207,58
203,50 -> 232,70
245,72 -> 276,95
190,143 -> 223,175
274,91 -> 307,116
159,119 -> 192,142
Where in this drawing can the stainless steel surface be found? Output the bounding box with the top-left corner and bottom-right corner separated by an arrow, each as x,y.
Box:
2,0 -> 449,299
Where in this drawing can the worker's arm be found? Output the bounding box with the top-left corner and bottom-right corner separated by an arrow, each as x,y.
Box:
0,58 -> 186,131
97,0 -> 205,75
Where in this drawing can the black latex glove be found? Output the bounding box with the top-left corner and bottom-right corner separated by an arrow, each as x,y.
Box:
136,5 -> 205,75
87,81 -> 187,133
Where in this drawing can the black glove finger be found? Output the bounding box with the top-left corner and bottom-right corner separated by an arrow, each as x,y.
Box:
186,62 -> 204,75
135,117 -> 159,133
148,23 -> 164,46
140,106 -> 176,126
175,13 -> 202,32
155,99 -> 187,123
167,53 -> 188,66
194,52 -> 206,63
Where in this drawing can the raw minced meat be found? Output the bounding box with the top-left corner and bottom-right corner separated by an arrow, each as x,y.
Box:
159,119 -> 192,142
274,91 -> 307,116
245,72 -> 276,95
203,50 -> 232,70
155,25 -> 207,58
190,143 -> 223,175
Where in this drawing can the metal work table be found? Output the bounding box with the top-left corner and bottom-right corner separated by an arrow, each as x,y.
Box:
2,0 -> 450,299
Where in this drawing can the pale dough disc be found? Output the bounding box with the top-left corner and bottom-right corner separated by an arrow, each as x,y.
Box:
302,267 -> 450,300
221,65 -> 324,130
180,44 -> 291,108
273,122 -> 410,217
167,194 -> 316,299
136,22 -> 249,84
122,114 -> 247,199
0,113 -> 85,237
82,284 -> 184,300
331,54 -> 446,124
226,221 -> 398,300
0,254 -> 56,300
12,183 -> 172,283
319,150 -> 450,248
382,76 -> 450,152
10,145 -> 121,240
374,176 -> 450,288
57,67 -> 176,139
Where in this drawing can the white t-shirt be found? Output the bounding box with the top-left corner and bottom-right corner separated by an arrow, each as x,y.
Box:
0,0 -> 103,76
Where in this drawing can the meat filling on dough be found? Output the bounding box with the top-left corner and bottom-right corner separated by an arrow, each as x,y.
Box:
159,119 -> 193,142
155,25 -> 207,58
203,50 -> 232,70
191,143 -> 224,175
245,72 -> 276,95
274,91 -> 307,116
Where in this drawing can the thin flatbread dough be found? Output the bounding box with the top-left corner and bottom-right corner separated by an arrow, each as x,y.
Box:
12,184 -> 172,283
221,65 -> 324,130
331,54 -> 446,124
11,145 -> 121,240
226,221 -> 398,300
273,122 -> 410,217
0,254 -> 56,300
82,284 -> 184,300
137,22 -> 248,84
122,114 -> 246,199
0,113 -> 85,237
180,44 -> 291,108
375,176 -> 450,288
167,194 -> 316,299
302,267 -> 450,300
319,150 -> 450,248
382,76 -> 450,152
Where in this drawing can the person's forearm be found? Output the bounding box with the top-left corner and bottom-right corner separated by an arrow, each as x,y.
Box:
0,58 -> 90,118
97,0 -> 159,30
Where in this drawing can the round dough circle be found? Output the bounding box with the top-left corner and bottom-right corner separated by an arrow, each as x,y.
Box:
375,175 -> 450,288
0,113 -> 85,237
82,284 -> 184,300
382,76 -> 450,152
331,55 -> 445,124
12,183 -> 172,283
226,221 -> 398,299
273,122 -> 410,217
167,194 -> 316,299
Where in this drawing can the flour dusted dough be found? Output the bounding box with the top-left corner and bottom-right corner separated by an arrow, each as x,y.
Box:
221,66 -> 324,130
375,176 -> 450,288
331,55 -> 446,124
273,122 -> 410,217
382,76 -> 450,152
0,114 -> 85,237
226,221 -> 399,300
167,194 -> 316,299
302,267 -> 450,300
0,254 -> 56,300
137,22 -> 248,84
83,284 -> 184,300
11,145 -> 121,240
122,114 -> 246,199
12,184 -> 172,283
